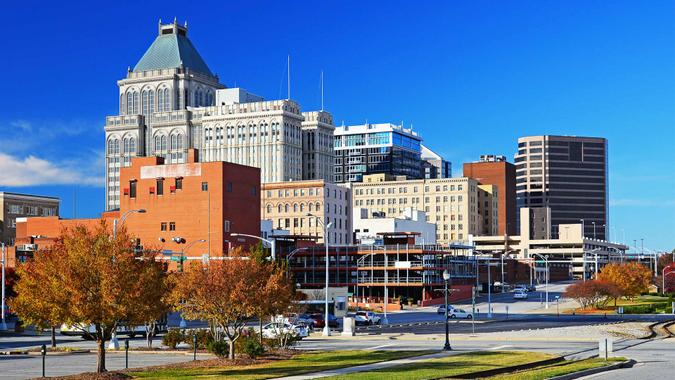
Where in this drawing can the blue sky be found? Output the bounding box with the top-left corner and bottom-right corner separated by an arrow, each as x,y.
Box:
1,1 -> 673,250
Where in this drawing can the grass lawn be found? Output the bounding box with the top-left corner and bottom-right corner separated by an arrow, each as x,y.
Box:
322,351 -> 555,380
486,357 -> 626,380
130,350 -> 433,380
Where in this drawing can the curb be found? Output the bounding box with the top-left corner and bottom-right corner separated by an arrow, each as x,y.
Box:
548,359 -> 636,380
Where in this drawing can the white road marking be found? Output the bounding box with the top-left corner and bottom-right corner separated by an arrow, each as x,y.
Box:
488,345 -> 512,350
367,344 -> 395,350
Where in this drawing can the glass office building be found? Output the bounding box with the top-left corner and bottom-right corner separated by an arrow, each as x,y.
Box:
333,123 -> 422,183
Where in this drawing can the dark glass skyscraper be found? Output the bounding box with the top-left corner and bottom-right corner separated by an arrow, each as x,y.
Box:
515,135 -> 608,240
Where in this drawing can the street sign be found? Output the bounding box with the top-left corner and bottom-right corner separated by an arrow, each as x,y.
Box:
170,256 -> 182,262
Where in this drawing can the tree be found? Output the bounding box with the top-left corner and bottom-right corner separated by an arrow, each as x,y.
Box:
253,262 -> 295,346
10,221 -> 170,372
565,280 -> 621,309
597,262 -> 651,298
171,249 -> 294,359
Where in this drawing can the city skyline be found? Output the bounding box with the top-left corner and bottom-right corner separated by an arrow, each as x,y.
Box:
0,1 -> 673,250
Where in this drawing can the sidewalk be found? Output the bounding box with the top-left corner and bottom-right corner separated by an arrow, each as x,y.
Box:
272,350 -> 453,380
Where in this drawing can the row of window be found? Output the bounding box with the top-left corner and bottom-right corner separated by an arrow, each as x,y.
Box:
354,184 -> 465,196
7,205 -> 57,216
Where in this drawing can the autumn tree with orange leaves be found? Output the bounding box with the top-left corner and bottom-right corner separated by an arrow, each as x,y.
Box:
11,221 -> 170,373
597,262 -> 652,298
171,249 -> 294,360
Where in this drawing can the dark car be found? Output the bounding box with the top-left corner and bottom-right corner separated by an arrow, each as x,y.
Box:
310,313 -> 338,328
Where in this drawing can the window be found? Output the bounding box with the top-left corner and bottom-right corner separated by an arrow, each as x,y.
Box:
227,182 -> 233,192
130,181 -> 137,198
201,182 -> 208,191
156,179 -> 164,195
160,222 -> 167,231
169,222 -> 176,231
175,178 -> 183,190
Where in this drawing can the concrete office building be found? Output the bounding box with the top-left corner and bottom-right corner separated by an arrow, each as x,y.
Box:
301,111 -> 335,182
352,207 -> 436,245
104,20 -> 330,210
473,208 -> 627,280
261,180 -> 351,245
352,174 -> 498,245
0,192 -> 59,246
333,123 -> 422,183
463,155 -> 516,236
421,145 -> 452,179
515,135 -> 608,240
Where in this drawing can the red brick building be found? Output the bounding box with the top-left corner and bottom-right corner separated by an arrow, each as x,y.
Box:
11,150 -> 261,269
463,156 -> 516,236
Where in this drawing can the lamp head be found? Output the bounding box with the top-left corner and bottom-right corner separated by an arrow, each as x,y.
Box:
442,270 -> 450,281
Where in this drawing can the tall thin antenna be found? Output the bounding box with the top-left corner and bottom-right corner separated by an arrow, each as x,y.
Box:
287,55 -> 291,100
320,70 -> 324,111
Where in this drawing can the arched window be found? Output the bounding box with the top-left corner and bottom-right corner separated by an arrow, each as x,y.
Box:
113,139 -> 120,154
171,135 -> 177,150
308,203 -> 313,212
300,203 -> 305,212
148,90 -> 155,114
266,204 -> 272,214
107,139 -> 114,154
315,202 -> 321,211
160,135 -> 167,151
293,203 -> 298,212
120,94 -> 124,114
142,90 -> 149,115
176,134 -> 183,149
132,92 -> 139,114
278,204 -> 282,213
163,88 -> 170,111
129,138 -> 136,154
284,204 -> 289,213
123,138 -> 130,154
127,92 -> 133,114
158,89 -> 165,112
154,136 -> 161,152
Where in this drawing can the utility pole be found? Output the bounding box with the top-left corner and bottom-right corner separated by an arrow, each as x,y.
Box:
1,243 -> 7,331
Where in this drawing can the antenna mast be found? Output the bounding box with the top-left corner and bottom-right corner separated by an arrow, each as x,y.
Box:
287,55 -> 291,100
321,70 -> 324,111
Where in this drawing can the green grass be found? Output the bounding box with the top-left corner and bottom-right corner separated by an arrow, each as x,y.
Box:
130,350 -> 433,380
323,351 -> 555,380
486,357 -> 626,380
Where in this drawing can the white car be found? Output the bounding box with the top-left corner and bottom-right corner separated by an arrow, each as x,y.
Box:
513,291 -> 528,300
355,311 -> 381,325
513,286 -> 528,293
437,305 -> 456,314
261,322 -> 309,339
448,309 -> 473,319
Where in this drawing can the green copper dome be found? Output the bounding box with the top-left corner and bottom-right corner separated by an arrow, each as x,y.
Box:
133,22 -> 214,77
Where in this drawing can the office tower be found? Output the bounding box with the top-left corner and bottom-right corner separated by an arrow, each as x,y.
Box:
463,154 -> 516,236
333,123 -> 422,183
301,111 -> 336,181
515,135 -> 608,240
421,145 -> 452,179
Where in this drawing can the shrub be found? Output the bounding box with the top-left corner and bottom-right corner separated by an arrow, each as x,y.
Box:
161,328 -> 184,349
185,329 -> 213,350
206,340 -> 229,358
238,335 -> 265,358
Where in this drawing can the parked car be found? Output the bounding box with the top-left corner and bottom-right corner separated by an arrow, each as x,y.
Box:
448,309 -> 473,319
513,285 -> 528,293
354,311 -> 381,325
261,322 -> 309,339
309,313 -> 338,328
437,305 -> 456,314
513,290 -> 528,300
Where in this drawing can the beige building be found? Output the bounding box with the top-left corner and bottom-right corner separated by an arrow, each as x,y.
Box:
473,208 -> 627,279
301,111 -> 335,182
261,180 -> 351,245
0,192 -> 59,245
351,174 -> 498,245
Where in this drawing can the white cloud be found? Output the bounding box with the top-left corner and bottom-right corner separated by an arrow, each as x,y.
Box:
0,153 -> 103,187
610,198 -> 675,207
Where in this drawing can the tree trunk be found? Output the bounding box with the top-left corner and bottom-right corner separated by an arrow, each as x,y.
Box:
259,318 -> 263,346
228,340 -> 235,360
51,326 -> 56,348
97,338 -> 106,373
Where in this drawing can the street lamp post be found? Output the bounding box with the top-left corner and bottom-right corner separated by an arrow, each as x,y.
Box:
178,239 -> 206,272
230,233 -> 276,261
113,209 -> 146,239
487,258 -> 493,318
443,269 -> 451,350
1,243 -> 6,331
307,213 -> 332,336
531,253 -> 549,309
